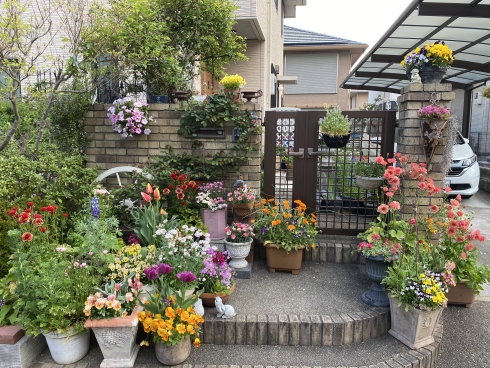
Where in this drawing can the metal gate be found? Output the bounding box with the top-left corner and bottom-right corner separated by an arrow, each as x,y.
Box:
263,110 -> 396,236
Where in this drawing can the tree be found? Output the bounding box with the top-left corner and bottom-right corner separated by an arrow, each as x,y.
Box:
0,0 -> 106,154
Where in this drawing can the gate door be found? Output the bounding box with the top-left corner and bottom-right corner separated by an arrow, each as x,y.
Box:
264,110 -> 396,236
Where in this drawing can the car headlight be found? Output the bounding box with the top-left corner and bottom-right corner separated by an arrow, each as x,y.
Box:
460,154 -> 477,167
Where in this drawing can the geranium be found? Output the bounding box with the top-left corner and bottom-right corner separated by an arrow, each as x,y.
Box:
253,198 -> 318,253
199,248 -> 234,294
107,97 -> 154,138
196,181 -> 227,211
227,185 -> 256,205
225,222 -> 254,243
84,273 -> 143,320
219,74 -> 246,89
400,40 -> 454,71
417,105 -> 451,120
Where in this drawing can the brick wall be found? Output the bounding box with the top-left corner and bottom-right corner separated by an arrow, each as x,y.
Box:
84,102 -> 262,194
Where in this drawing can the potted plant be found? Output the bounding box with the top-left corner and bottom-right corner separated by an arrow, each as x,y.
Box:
84,274 -> 143,367
253,198 -> 319,274
319,104 -> 351,148
198,248 -> 236,306
6,200 -> 117,364
400,40 -> 454,83
107,97 -> 154,138
219,74 -> 246,91
417,104 -> 451,167
224,222 -> 255,269
227,184 -> 256,219
432,194 -> 490,307
138,265 -> 203,365
353,155 -> 387,190
196,181 -> 228,240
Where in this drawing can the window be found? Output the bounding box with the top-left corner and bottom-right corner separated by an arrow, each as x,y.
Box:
284,53 -> 338,94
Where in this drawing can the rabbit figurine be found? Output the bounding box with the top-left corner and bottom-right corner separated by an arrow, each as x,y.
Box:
215,296 -> 236,318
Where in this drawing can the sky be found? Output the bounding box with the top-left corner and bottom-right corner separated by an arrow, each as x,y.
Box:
284,0 -> 414,52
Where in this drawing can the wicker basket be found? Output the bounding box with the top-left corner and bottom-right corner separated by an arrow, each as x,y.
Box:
233,202 -> 255,217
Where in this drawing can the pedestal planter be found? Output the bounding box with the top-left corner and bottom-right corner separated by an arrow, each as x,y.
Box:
84,306 -> 142,368
355,176 -> 384,190
406,66 -> 447,84
388,295 -> 443,349
43,328 -> 90,365
200,208 -> 227,240
361,255 -> 392,307
445,281 -> 476,308
322,133 -> 350,148
265,244 -> 305,275
224,239 -> 252,268
199,283 -> 236,307
155,337 -> 191,365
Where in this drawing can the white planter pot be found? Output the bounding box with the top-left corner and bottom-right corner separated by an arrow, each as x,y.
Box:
84,306 -> 142,368
355,176 -> 384,190
388,295 -> 443,349
224,239 -> 252,268
43,328 -> 90,365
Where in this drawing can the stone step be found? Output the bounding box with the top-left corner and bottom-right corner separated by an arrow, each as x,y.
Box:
29,323 -> 443,368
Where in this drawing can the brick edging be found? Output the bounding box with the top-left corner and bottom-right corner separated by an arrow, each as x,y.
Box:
202,307 -> 389,346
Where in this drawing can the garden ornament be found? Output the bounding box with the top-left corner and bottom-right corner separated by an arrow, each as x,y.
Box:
215,296 -> 236,318
233,176 -> 245,190
410,69 -> 422,84
194,297 -> 205,316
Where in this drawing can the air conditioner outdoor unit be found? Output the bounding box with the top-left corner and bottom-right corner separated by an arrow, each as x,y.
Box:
474,92 -> 482,104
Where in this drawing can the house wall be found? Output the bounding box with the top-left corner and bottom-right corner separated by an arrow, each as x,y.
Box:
469,83 -> 490,155
282,51 -> 352,110
84,103 -> 262,194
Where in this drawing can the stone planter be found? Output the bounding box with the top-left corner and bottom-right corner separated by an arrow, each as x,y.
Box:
155,337 -> 191,365
355,176 -> 384,190
0,326 -> 47,368
84,306 -> 143,368
43,328 -> 90,365
200,208 -> 227,240
446,281 -> 477,308
265,244 -> 305,275
361,255 -> 392,307
388,295 -> 443,349
224,239 -> 253,269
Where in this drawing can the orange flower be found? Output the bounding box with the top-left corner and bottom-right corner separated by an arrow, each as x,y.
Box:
193,338 -> 201,348
153,188 -> 161,201
302,218 -> 308,224
146,183 -> 153,194
288,224 -> 295,231
165,307 -> 176,319
268,198 -> 275,202
176,323 -> 186,334
157,328 -> 170,341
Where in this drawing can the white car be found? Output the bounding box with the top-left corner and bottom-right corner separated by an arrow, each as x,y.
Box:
446,132 -> 479,198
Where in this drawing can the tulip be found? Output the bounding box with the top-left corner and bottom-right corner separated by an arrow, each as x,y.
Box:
154,188 -> 161,201
146,183 -> 153,194
141,192 -> 151,202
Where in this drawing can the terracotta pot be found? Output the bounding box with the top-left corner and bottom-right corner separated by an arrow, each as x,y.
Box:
200,208 -> 227,240
85,306 -> 142,368
200,283 -> 236,307
445,281 -> 476,308
388,295 -> 443,349
265,244 -> 305,275
154,337 -> 191,365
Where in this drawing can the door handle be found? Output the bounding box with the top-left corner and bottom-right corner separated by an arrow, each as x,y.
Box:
277,148 -> 304,159
307,148 -> 323,157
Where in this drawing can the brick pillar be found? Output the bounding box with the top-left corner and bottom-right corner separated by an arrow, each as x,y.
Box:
397,83 -> 455,218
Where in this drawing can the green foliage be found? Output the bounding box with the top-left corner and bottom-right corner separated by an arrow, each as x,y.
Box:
0,143 -> 98,214
49,88 -> 92,155
319,105 -> 351,136
0,199 -> 15,278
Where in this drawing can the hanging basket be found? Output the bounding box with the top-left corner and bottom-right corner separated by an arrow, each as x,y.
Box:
233,202 -> 254,217
355,176 -> 384,190
322,133 -> 350,148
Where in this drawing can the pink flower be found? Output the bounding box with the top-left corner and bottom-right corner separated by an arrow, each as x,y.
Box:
445,186 -> 452,193
389,201 -> 400,210
409,218 -> 416,225
429,205 -> 439,213
447,227 -> 457,237
125,292 -> 134,303
461,252 -> 467,259
450,199 -> 460,207
465,243 -> 475,252
107,294 -> 116,302
385,192 -> 394,197
378,204 -> 389,214
456,194 -> 462,201
141,192 -> 151,202
114,283 -> 122,291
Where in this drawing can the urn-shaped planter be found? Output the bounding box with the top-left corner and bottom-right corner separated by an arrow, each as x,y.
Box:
200,208 -> 227,240
265,244 -> 305,275
361,255 -> 392,307
388,295 -> 443,349
155,337 -> 191,365
224,239 -> 252,269
355,176 -> 384,190
85,306 -> 143,368
43,328 -> 90,365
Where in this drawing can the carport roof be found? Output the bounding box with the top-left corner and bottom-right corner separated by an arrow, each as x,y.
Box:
340,0 -> 490,93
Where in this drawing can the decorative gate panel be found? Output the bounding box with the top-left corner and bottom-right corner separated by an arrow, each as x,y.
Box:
264,110 -> 396,236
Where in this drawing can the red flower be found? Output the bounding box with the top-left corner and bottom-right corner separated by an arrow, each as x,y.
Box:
32,217 -> 44,226
63,213 -> 68,217
27,201 -> 34,207
141,192 -> 151,202
181,201 -> 186,206
21,232 -> 33,242
40,227 -> 46,233
23,208 -> 31,213
7,209 -> 17,217
18,213 -> 30,224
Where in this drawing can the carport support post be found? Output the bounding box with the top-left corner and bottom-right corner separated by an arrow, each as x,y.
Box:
396,83 -> 455,217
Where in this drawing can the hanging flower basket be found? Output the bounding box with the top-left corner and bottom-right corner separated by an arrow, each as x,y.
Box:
355,176 -> 384,190
322,133 -> 350,149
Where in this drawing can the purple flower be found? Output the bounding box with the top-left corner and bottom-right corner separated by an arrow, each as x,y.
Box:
177,271 -> 196,283
128,233 -> 141,244
144,267 -> 159,281
157,263 -> 173,275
